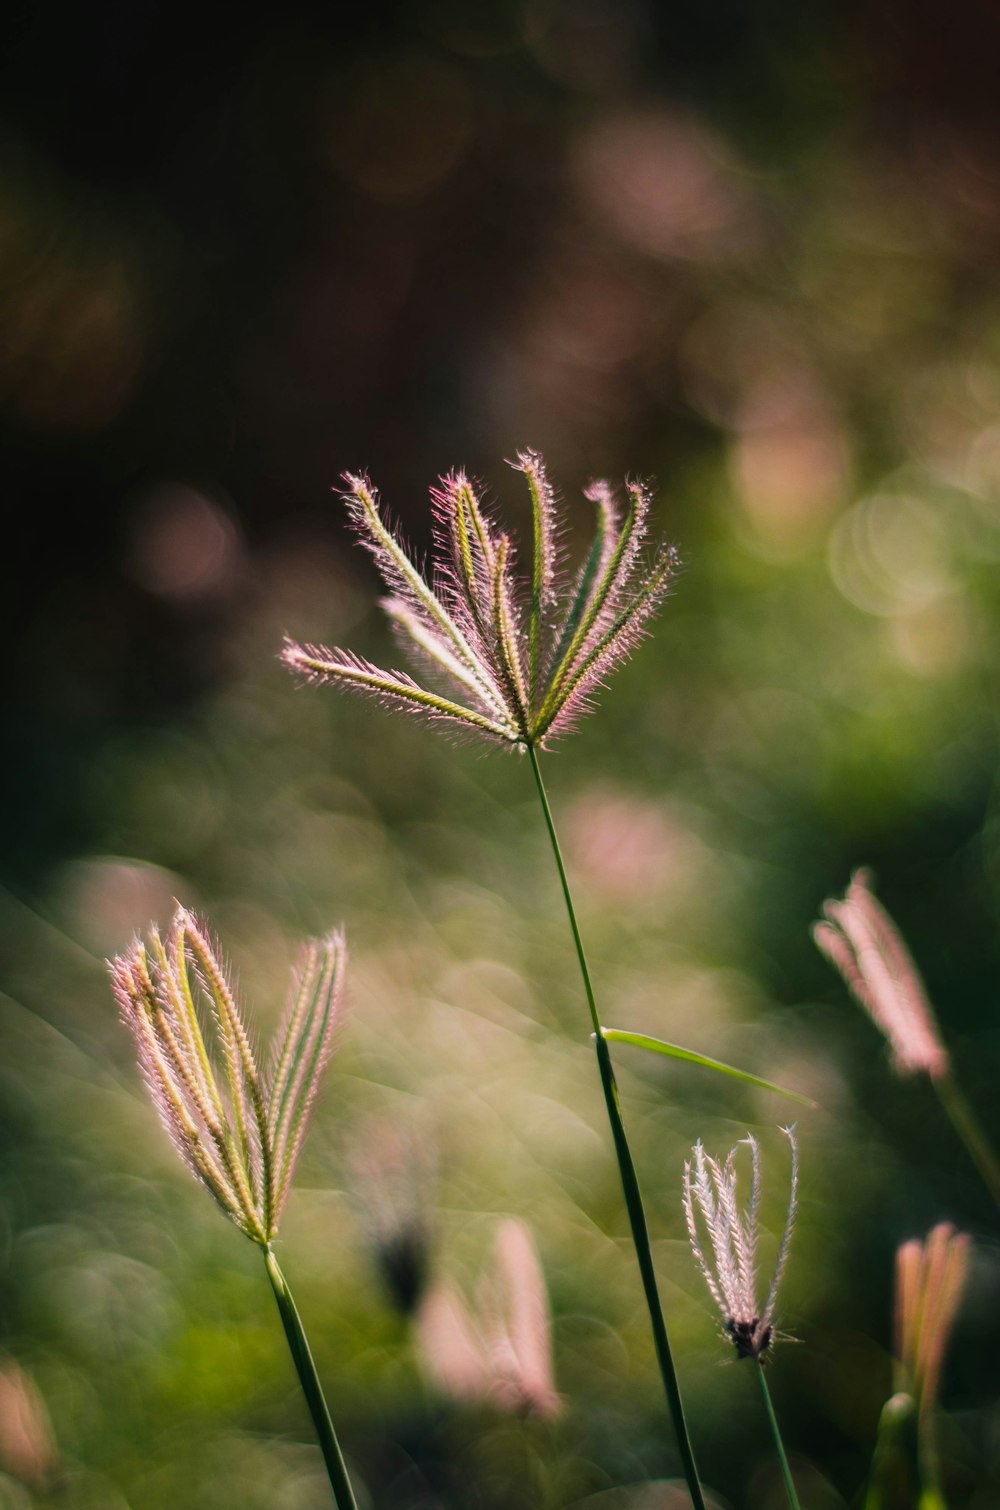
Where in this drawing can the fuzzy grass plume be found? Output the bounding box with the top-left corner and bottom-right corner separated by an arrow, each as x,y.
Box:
813,869 -> 948,1080
683,1128 -> 798,1362
684,1129 -> 802,1508
282,451 -> 679,748
895,1222 -> 970,1430
866,1223 -> 971,1509
814,869 -> 1000,1212
417,1219 -> 560,1421
111,906 -> 344,1245
111,908 -> 359,1509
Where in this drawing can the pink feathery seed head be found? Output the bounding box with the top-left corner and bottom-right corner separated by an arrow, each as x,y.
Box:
813,868 -> 949,1080
281,451 -> 681,751
415,1218 -> 560,1420
894,1221 -> 970,1419
110,906 -> 346,1246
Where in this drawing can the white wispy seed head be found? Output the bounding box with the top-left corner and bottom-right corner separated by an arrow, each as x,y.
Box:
683,1127 -> 798,1361
282,451 -> 680,748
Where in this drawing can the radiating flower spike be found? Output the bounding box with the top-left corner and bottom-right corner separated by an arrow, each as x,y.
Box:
111,908 -> 345,1245
113,912 -> 358,1507
282,451 -> 680,750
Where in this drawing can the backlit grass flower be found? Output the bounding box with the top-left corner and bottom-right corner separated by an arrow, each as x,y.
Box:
0,1354 -> 57,1490
895,1221 -> 970,1425
683,1128 -> 798,1361
813,868 -> 948,1080
281,450 -> 680,748
416,1219 -> 560,1420
112,910 -> 359,1506
111,906 -> 344,1245
866,1222 -> 972,1506
815,871 -> 1000,1215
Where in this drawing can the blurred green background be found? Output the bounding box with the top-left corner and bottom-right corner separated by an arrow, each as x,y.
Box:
3,2 -> 1000,1505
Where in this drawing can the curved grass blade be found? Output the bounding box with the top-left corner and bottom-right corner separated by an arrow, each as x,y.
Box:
601,1028 -> 816,1107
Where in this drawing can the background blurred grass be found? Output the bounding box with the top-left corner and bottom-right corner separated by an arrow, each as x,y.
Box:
4,2 -> 1000,1506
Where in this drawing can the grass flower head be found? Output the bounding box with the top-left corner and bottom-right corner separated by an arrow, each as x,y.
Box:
111,906 -> 344,1246
282,450 -> 680,748
683,1128 -> 798,1361
416,1219 -> 560,1419
895,1221 -> 970,1422
813,868 -> 949,1080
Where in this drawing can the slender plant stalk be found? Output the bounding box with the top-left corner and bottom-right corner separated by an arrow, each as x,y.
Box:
264,1248 -> 360,1510
527,744 -> 706,1510
755,1361 -> 801,1510
933,1072 -> 1000,1214
917,1418 -> 945,1510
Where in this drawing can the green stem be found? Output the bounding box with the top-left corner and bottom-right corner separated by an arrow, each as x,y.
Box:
917,1407 -> 946,1510
934,1072 -> 1000,1215
526,743 -> 706,1510
264,1248 -> 360,1510
755,1361 -> 801,1510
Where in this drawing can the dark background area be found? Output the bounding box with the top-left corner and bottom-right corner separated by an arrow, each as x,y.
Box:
8,0 -> 1000,878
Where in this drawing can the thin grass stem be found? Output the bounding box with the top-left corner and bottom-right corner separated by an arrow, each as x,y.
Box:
934,1072 -> 1000,1215
755,1360 -> 801,1510
264,1248 -> 360,1510
526,743 -> 706,1510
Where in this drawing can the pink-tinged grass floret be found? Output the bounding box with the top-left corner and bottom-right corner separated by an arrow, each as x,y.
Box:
282,450 -> 680,749
813,869 -> 949,1079
111,907 -> 344,1244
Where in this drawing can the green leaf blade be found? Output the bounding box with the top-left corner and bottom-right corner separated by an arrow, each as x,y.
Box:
601,1028 -> 816,1107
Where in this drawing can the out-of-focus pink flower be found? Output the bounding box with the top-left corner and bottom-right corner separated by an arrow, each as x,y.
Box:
813,869 -> 949,1079
416,1219 -> 560,1419
895,1221 -> 970,1423
0,1355 -> 57,1488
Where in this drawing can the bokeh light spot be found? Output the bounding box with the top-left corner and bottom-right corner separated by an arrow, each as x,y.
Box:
323,53 -> 474,202
127,485 -> 241,601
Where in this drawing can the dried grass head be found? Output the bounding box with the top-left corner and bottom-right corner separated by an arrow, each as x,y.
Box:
282,451 -> 680,749
683,1128 -> 798,1361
